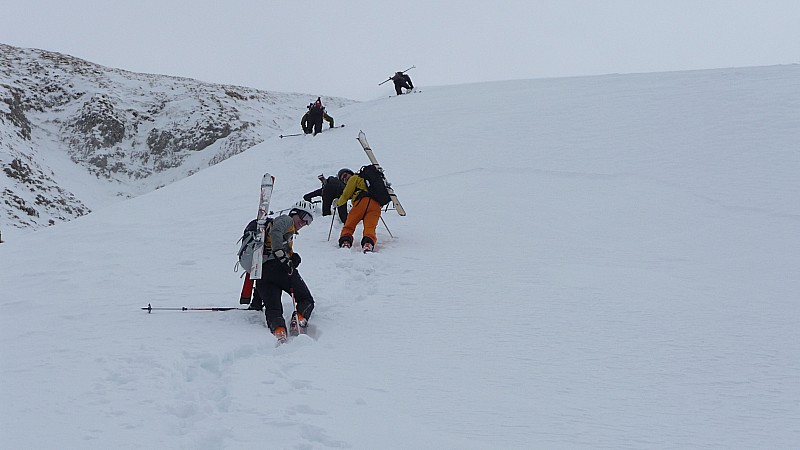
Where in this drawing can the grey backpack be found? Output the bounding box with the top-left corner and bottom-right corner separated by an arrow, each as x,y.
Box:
236,218 -> 271,273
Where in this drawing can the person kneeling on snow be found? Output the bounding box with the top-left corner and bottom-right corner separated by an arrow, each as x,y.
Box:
249,200 -> 316,341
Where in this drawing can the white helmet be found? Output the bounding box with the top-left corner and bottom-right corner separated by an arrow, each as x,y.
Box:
290,200 -> 316,224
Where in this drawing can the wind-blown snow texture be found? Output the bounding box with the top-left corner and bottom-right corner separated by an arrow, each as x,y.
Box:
2,65 -> 799,449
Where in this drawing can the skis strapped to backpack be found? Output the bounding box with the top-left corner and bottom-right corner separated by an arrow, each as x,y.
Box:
249,173 -> 275,279
237,216 -> 274,304
356,131 -> 406,216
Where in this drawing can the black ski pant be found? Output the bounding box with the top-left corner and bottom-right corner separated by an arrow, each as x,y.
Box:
303,186 -> 335,216
321,182 -> 341,216
394,78 -> 412,95
254,259 -> 314,332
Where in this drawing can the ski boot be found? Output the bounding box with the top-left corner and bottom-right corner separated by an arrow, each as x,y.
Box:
273,326 -> 288,344
361,237 -> 374,253
339,235 -> 353,248
289,312 -> 308,336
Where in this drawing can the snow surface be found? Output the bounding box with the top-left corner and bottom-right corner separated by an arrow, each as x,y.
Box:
2,65 -> 800,449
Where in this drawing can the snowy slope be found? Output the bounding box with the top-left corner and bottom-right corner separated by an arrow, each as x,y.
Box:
1,65 -> 799,449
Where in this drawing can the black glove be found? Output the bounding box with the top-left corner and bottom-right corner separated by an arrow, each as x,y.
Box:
273,249 -> 293,273
290,252 -> 301,268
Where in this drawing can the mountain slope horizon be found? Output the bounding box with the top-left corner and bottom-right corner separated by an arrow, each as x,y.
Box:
1,59 -> 799,448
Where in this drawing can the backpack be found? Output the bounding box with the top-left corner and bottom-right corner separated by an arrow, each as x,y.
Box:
359,164 -> 391,206
236,217 -> 272,273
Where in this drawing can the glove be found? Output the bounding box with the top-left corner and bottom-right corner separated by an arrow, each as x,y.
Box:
273,249 -> 293,273
290,252 -> 301,268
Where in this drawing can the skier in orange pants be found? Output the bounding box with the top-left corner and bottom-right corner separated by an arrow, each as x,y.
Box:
336,170 -> 381,252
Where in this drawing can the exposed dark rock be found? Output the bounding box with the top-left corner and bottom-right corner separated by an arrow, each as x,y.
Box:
0,86 -> 32,139
72,95 -> 126,151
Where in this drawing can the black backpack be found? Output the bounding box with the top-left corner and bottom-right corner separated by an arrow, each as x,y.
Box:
359,164 -> 391,206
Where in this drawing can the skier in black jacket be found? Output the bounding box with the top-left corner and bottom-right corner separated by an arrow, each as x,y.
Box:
303,97 -> 326,135
391,72 -> 414,95
303,168 -> 353,222
301,102 -> 334,134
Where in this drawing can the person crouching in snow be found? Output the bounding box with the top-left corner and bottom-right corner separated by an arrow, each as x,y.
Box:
336,169 -> 380,252
302,168 -> 352,223
249,200 -> 316,342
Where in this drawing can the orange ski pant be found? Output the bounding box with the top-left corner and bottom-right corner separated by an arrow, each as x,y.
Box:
340,197 -> 382,245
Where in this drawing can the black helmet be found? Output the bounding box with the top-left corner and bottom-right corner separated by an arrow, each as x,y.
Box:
337,168 -> 354,180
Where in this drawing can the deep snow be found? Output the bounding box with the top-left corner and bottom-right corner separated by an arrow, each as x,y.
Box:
2,65 -> 799,449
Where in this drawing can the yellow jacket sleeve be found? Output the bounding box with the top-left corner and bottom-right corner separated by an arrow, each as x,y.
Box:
337,175 -> 367,207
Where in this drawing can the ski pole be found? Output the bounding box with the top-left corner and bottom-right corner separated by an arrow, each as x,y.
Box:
279,133 -> 304,139
380,215 -> 394,238
289,288 -> 304,336
290,288 -> 299,321
142,303 -> 250,313
327,210 -> 336,241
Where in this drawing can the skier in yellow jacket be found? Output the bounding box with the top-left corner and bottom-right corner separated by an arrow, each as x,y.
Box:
336,170 -> 381,252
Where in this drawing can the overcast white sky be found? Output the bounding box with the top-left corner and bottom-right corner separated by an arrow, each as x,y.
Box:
2,0 -> 799,101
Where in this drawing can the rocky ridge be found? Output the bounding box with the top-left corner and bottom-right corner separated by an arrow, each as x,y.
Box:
0,44 -> 353,232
